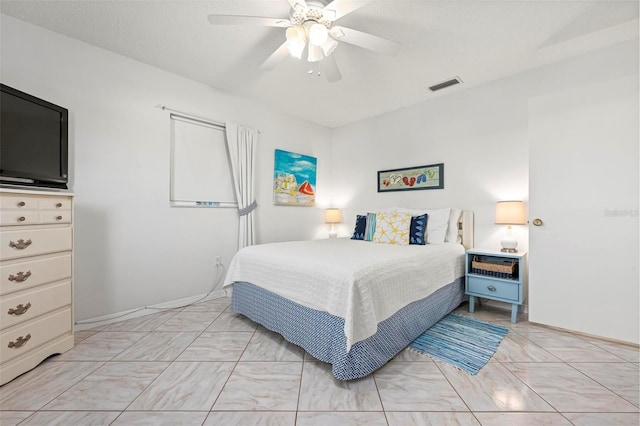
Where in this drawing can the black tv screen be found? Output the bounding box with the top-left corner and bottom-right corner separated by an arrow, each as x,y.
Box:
1,84 -> 68,189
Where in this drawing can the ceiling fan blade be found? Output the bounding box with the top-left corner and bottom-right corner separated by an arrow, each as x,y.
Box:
331,26 -> 401,56
321,0 -> 374,21
287,0 -> 308,14
207,15 -> 291,28
260,42 -> 291,71
321,55 -> 342,82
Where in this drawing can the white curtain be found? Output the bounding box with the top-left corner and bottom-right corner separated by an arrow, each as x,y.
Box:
225,123 -> 258,249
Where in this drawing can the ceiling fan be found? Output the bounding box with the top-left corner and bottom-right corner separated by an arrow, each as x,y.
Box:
207,0 -> 401,82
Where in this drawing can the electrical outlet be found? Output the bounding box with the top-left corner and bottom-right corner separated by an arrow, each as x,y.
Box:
215,256 -> 222,267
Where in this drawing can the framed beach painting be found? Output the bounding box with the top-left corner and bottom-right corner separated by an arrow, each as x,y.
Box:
273,149 -> 317,207
378,163 -> 444,192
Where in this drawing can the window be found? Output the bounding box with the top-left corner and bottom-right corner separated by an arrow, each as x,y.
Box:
170,114 -> 236,207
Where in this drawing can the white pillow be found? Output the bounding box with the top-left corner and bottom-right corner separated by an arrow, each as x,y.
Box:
424,208 -> 451,244
394,207 -> 451,244
446,208 -> 462,242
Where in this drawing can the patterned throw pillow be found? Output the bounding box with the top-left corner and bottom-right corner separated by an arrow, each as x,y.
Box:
351,215 -> 367,240
372,212 -> 412,245
409,213 -> 428,245
364,212 -> 377,241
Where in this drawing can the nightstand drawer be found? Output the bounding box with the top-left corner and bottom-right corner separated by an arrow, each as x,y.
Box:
467,276 -> 519,302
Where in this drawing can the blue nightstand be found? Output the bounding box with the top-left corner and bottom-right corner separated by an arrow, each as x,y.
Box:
465,249 -> 527,323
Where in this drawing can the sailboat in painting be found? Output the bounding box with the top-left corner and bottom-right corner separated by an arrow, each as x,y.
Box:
273,149 -> 317,207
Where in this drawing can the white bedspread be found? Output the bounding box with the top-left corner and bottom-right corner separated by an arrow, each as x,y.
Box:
223,238 -> 465,351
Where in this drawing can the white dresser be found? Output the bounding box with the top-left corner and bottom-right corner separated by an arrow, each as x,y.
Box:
0,188 -> 74,385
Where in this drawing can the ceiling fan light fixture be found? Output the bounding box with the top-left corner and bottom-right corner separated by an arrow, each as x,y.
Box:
286,25 -> 306,42
308,23 -> 328,46
286,25 -> 306,59
287,40 -> 305,59
307,44 -> 324,62
209,0 -> 396,83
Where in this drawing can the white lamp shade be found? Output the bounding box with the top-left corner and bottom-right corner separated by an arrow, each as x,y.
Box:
286,25 -> 306,43
495,201 -> 527,225
324,208 -> 342,224
321,37 -> 339,56
495,200 -> 526,252
308,23 -> 328,46
286,26 -> 306,59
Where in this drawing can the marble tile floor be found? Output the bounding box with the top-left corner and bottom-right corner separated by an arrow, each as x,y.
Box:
1,299 -> 638,426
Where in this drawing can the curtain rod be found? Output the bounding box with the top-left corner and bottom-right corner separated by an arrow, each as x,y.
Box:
156,104 -> 226,130
156,105 -> 260,133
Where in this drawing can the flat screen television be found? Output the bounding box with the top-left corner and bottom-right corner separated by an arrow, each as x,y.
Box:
1,84 -> 69,189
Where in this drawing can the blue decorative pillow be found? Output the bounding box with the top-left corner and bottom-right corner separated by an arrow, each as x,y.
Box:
351,215 -> 367,240
364,212 -> 377,241
409,213 -> 428,245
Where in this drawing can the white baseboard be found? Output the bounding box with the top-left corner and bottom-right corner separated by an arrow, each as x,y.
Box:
74,289 -> 228,331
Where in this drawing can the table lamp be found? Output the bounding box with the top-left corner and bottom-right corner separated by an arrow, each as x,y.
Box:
495,201 -> 526,252
324,208 -> 342,238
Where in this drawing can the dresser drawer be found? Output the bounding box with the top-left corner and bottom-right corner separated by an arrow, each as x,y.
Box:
0,211 -> 71,226
0,281 -> 71,330
0,211 -> 40,226
467,276 -> 519,302
0,308 -> 72,364
39,210 -> 72,225
0,254 -> 72,296
1,194 -> 71,226
0,193 -> 70,211
1,228 -> 72,261
39,197 -> 71,211
0,194 -> 39,210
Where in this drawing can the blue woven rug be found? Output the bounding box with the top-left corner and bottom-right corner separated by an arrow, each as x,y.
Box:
409,313 -> 508,375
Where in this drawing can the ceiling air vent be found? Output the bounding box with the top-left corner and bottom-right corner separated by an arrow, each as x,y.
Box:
428,76 -> 463,92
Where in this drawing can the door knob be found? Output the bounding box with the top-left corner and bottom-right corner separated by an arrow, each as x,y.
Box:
532,218 -> 543,226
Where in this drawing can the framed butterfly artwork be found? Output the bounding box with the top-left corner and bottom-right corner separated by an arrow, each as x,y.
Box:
377,163 -> 444,192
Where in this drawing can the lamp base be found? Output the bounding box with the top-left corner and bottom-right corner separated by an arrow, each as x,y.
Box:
328,223 -> 337,239
500,225 -> 518,253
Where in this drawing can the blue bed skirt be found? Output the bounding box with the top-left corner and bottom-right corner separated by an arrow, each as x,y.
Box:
231,277 -> 465,380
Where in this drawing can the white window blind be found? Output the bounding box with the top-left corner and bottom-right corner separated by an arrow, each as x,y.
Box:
170,114 -> 237,207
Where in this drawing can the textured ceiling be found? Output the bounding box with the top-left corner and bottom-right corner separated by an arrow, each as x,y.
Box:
1,0 -> 638,128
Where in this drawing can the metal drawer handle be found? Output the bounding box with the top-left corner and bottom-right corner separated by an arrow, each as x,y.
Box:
9,239 -> 32,250
8,302 -> 31,316
8,271 -> 32,282
487,285 -> 497,292
8,334 -> 31,349
18,216 -> 26,222
17,201 -> 26,207
56,216 -> 63,221
56,202 -> 63,208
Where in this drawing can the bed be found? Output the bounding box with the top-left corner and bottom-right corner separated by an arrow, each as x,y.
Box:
223,209 -> 473,380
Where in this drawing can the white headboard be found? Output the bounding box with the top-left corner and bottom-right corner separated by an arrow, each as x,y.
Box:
458,211 -> 474,250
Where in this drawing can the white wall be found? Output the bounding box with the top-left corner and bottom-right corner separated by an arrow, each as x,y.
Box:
1,15 -> 332,321
330,71 -> 531,249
